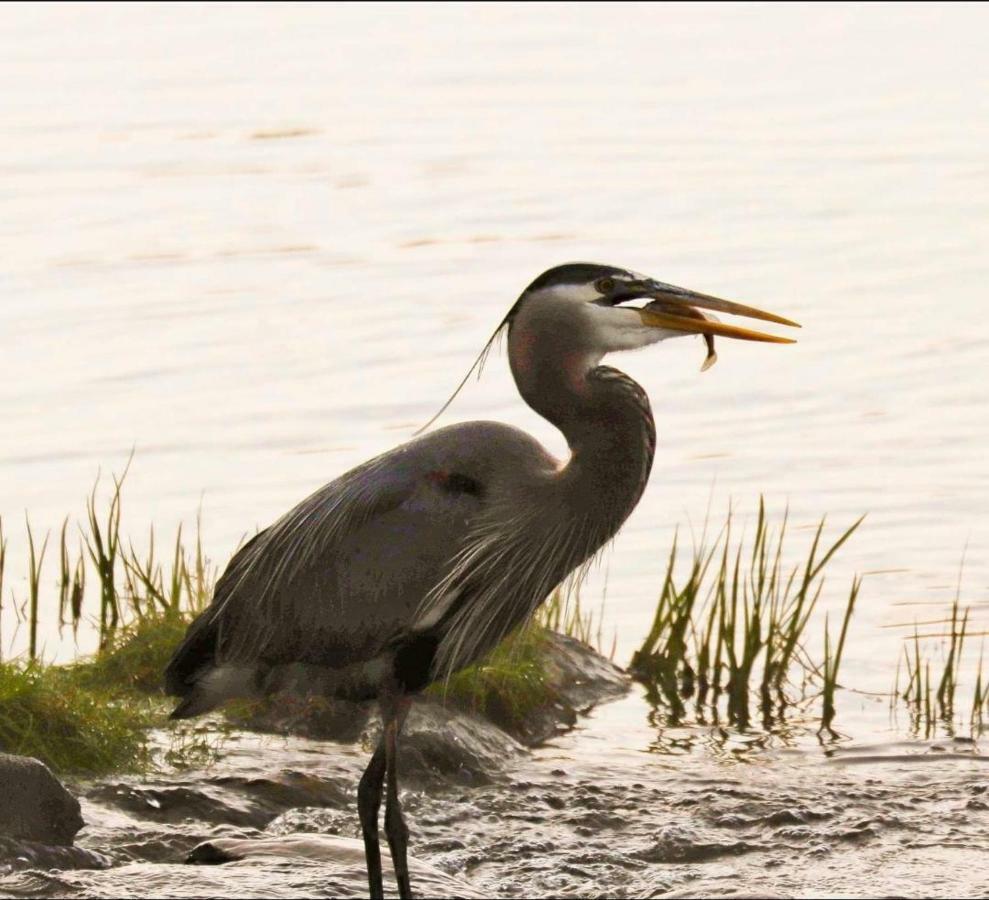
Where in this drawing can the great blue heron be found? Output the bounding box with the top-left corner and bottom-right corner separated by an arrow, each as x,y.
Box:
165,262 -> 797,898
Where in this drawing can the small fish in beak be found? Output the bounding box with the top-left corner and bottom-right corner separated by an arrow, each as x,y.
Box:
642,299 -> 719,371
701,333 -> 717,372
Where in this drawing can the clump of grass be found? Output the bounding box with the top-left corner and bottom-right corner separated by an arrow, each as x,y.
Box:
85,466 -> 126,650
424,588 -> 604,728
429,624 -> 554,728
1,461 -> 214,666
893,588 -> 986,738
0,606 -> 212,773
0,660 -> 153,773
73,609 -> 196,694
0,461 -> 217,773
630,499 -> 863,731
58,517 -> 86,636
936,596 -> 969,720
0,620 -> 225,775
0,603 -> 208,773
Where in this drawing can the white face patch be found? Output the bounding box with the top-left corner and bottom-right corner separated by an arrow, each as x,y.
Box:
585,304 -> 680,354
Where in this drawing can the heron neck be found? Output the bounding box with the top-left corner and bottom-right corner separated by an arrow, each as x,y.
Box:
518,361 -> 657,528
563,366 -> 656,511
425,361 -> 657,680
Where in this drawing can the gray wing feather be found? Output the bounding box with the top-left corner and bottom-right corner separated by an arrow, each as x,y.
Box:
170,421 -> 553,692
212,451 -> 457,668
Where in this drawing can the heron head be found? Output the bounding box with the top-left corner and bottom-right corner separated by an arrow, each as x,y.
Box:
509,262 -> 799,372
416,263 -> 800,434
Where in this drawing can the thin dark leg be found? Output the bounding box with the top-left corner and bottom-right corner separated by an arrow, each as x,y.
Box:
358,741 -> 387,899
384,695 -> 413,899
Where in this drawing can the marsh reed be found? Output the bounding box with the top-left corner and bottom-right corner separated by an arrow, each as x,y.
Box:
0,463 -> 218,772
629,499 -> 864,731
893,591 -> 988,738
0,465 -> 214,665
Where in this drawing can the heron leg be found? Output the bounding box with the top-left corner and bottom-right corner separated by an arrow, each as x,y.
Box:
383,693 -> 413,899
358,741 -> 387,899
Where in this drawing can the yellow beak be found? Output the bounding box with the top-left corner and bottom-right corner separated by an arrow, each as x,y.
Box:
637,307 -> 797,344
635,281 -> 800,344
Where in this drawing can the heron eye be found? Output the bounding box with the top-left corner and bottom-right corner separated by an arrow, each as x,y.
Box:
595,277 -> 615,295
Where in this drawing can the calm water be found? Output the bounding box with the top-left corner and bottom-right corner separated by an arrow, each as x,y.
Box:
0,6 -> 989,704
4,1 -> 987,686
3,3 -> 989,896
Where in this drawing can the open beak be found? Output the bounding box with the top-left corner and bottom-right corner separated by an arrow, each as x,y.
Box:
634,279 -> 800,345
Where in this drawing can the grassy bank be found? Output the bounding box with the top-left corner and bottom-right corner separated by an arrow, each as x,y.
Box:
0,467 -> 604,772
0,464 -> 215,772
1,466 -> 985,774
0,608 -> 199,773
0,595 -> 587,773
0,660 -> 153,773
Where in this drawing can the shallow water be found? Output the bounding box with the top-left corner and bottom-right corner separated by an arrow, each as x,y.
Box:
1,4 -> 988,895
2,691 -> 988,898
3,2 -> 989,670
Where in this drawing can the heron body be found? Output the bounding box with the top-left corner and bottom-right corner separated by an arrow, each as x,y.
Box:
166,263 -> 797,898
